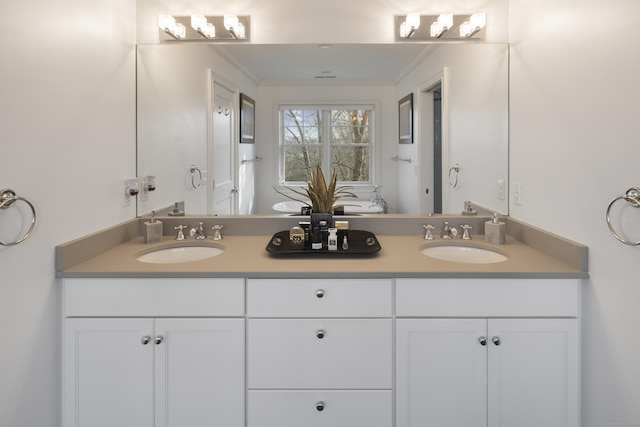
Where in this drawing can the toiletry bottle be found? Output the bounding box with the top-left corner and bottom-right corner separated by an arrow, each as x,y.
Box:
484,212 -> 506,244
311,226 -> 322,250
327,228 -> 338,251
144,211 -> 163,244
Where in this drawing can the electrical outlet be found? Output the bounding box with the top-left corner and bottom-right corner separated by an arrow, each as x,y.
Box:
513,182 -> 523,205
497,179 -> 505,200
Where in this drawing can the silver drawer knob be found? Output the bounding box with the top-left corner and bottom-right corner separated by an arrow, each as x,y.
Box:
316,330 -> 325,339
492,336 -> 501,346
316,401 -> 325,412
155,335 -> 164,345
141,336 -> 151,345
478,336 -> 487,346
316,289 -> 325,298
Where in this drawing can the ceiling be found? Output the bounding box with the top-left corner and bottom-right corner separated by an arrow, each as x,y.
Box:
212,44 -> 437,83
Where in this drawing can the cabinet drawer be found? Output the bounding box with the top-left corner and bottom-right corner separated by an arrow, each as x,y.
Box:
396,278 -> 580,317
247,279 -> 392,317
248,319 -> 392,389
63,278 -> 245,317
248,390 -> 392,427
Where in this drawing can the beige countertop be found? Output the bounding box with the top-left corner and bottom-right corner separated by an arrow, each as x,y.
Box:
57,233 -> 588,279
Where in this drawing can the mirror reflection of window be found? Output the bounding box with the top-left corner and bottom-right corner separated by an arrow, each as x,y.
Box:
280,105 -> 374,185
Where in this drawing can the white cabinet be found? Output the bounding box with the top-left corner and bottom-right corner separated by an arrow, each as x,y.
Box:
63,278 -> 245,427
246,279 -> 393,427
395,278 -> 581,427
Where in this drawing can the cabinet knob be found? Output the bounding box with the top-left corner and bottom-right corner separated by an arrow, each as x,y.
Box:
316,401 -> 325,412
478,336 -> 487,346
316,289 -> 325,299
141,336 -> 151,345
316,330 -> 325,339
155,335 -> 164,345
492,336 -> 501,346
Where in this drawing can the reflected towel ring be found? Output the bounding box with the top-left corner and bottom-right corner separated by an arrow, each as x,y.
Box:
190,164 -> 203,189
449,164 -> 460,189
606,187 -> 640,246
0,189 -> 37,246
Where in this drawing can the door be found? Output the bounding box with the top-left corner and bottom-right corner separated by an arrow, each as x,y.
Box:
64,318 -> 154,427
396,318 -> 487,427
210,80 -> 237,215
154,318 -> 245,427
487,319 -> 580,427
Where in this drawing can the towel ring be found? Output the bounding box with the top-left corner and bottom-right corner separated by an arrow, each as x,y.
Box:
190,164 -> 203,189
449,164 -> 460,189
0,189 -> 37,246
606,187 -> 640,246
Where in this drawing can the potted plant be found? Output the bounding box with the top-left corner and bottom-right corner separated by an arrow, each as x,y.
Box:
276,164 -> 357,224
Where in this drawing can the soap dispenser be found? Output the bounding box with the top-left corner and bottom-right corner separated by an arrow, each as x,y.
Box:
144,211 -> 163,244
484,212 -> 506,244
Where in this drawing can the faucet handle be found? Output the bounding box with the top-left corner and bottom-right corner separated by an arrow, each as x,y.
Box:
423,224 -> 434,240
461,224 -> 473,240
212,225 -> 223,240
174,225 -> 187,240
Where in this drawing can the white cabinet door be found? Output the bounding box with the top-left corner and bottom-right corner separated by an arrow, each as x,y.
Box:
65,318 -> 245,427
154,318 -> 245,427
487,318 -> 579,427
396,319 -> 487,427
64,318 -> 155,427
396,318 -> 580,427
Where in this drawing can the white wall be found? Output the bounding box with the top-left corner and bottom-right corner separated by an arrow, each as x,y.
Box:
0,0 -> 136,425
509,0 -> 640,425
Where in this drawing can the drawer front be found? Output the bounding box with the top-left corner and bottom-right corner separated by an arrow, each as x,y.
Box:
63,278 -> 245,317
248,390 -> 392,427
248,319 -> 392,389
396,278 -> 581,318
247,279 -> 392,317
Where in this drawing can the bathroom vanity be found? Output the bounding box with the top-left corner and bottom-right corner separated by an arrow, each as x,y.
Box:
57,215 -> 587,427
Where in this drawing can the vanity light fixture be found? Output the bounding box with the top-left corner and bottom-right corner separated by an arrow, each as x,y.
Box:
191,14 -> 215,39
430,13 -> 453,38
158,15 -> 186,39
460,13 -> 486,38
395,13 -> 486,41
399,13 -> 420,38
224,14 -> 245,39
158,15 -> 250,41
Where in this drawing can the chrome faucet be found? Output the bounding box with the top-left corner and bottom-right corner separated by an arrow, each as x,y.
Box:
442,222 -> 458,240
193,222 -> 206,240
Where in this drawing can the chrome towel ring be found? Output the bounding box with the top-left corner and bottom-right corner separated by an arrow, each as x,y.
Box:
0,188 -> 37,246
606,187 -> 640,246
190,164 -> 204,189
449,164 -> 460,189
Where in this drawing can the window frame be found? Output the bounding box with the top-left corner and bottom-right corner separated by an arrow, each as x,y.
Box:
278,103 -> 377,187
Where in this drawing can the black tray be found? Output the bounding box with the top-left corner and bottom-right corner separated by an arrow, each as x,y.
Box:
266,230 -> 381,256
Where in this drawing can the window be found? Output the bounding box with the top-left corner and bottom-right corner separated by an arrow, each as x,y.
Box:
280,105 -> 374,185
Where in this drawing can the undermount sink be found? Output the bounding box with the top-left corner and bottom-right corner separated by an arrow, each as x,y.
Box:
136,244 -> 224,264
420,242 -> 508,264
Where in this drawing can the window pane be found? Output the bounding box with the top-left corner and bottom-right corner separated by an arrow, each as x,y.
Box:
331,110 -> 370,145
283,110 -> 321,145
332,146 -> 369,182
284,146 -> 321,182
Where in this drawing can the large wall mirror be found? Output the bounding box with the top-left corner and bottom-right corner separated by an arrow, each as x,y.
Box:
137,42 -> 509,217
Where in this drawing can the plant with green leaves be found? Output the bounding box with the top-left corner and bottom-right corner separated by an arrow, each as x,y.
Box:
276,164 -> 357,213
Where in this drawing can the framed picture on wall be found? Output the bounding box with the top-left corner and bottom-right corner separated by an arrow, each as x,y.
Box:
398,93 -> 413,144
240,93 -> 255,143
